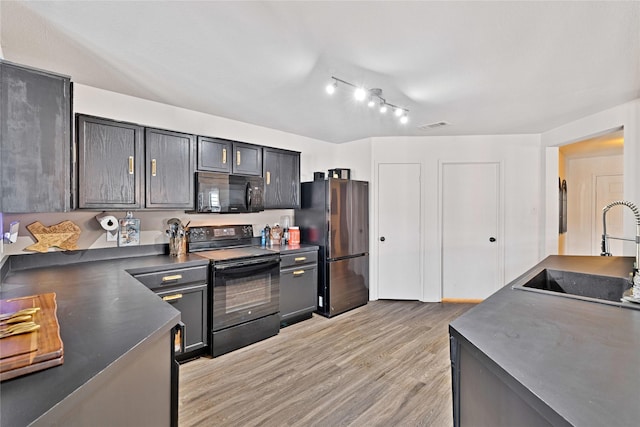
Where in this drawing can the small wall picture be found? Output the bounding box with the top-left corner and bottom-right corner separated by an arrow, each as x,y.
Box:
118,212 -> 140,246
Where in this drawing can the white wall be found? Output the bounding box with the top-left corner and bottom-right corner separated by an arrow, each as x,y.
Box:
370,134 -> 542,302
334,138 -> 373,182
541,99 -> 640,257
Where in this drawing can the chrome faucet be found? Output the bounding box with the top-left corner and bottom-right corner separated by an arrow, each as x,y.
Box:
601,200 -> 640,289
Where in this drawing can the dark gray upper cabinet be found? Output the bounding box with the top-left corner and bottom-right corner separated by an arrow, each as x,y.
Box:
232,141 -> 262,176
198,137 -> 262,176
145,128 -> 195,209
77,115 -> 144,209
0,61 -> 72,213
77,116 -> 195,210
263,147 -> 300,209
197,136 -> 232,173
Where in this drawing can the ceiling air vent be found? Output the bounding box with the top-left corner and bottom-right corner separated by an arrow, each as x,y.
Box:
418,121 -> 450,131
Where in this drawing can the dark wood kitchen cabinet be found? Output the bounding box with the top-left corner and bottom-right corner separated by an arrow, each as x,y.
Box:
280,249 -> 318,327
145,128 -> 195,209
197,137 -> 261,176
263,147 -> 300,209
77,115 -> 195,210
133,265 -> 208,361
197,136 -> 232,173
77,115 -> 144,209
0,60 -> 72,213
157,283 -> 208,357
232,141 -> 262,176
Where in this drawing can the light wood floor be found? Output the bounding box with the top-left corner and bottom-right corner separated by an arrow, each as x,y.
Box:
179,300 -> 475,427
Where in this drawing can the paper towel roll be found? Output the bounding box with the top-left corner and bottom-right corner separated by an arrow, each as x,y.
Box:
95,213 -> 118,232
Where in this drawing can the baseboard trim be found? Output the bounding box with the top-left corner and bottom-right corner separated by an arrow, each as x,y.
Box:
442,298 -> 483,304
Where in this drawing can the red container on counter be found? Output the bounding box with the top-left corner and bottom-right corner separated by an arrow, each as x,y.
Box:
289,226 -> 300,245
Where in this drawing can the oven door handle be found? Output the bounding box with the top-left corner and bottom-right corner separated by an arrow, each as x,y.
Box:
213,257 -> 280,271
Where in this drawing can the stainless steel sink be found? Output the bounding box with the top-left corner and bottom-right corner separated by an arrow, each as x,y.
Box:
513,268 -> 640,310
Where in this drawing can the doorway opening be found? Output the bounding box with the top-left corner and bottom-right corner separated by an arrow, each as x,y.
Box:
558,129 -> 624,255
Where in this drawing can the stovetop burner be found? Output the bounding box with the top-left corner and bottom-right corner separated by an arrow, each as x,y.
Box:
187,224 -> 276,262
196,246 -> 276,262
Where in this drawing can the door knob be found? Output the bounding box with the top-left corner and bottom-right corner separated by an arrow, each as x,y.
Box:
489,237 -> 496,242
380,237 -> 386,242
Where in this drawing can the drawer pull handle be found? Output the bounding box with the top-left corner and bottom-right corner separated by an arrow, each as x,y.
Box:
293,270 -> 305,276
162,293 -> 183,302
151,159 -> 157,176
128,156 -> 134,174
222,148 -> 227,164
294,257 -> 307,262
162,274 -> 183,282
236,150 -> 241,166
266,171 -> 271,185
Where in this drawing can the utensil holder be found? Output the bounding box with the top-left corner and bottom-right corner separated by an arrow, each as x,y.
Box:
169,236 -> 186,256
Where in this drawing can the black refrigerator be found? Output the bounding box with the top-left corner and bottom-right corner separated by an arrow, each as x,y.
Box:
296,178 -> 369,317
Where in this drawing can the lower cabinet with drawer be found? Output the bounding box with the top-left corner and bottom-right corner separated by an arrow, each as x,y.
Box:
280,249 -> 318,327
133,265 -> 208,362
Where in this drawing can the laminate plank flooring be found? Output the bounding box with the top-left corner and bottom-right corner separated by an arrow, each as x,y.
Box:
179,300 -> 475,427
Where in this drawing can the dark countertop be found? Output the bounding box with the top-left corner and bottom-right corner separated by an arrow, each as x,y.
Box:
450,255 -> 640,426
264,243 -> 319,254
0,251 -> 208,427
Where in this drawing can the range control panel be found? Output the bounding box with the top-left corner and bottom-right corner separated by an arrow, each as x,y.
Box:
187,225 -> 254,243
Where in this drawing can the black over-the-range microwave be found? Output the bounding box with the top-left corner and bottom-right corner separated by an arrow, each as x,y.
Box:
194,171 -> 264,213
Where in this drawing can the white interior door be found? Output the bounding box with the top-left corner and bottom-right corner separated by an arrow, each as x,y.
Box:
594,174 -> 624,255
442,162 -> 500,300
377,163 -> 421,300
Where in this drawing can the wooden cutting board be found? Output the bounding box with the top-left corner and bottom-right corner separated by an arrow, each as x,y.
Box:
0,293 -> 64,381
25,220 -> 81,253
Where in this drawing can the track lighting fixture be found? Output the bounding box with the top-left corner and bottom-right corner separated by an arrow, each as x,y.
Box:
325,76 -> 409,124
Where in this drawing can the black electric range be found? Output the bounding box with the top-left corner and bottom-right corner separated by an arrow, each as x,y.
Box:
186,225 -> 280,357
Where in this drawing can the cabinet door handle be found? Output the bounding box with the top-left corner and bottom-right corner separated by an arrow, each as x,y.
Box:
294,256 -> 307,262
293,270 -> 305,276
266,171 -> 271,185
151,159 -> 157,176
222,148 -> 227,164
162,293 -> 183,302
236,150 -> 241,166
162,274 -> 182,282
128,156 -> 134,175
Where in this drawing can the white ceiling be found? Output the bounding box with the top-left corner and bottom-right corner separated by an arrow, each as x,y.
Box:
2,1 -> 639,143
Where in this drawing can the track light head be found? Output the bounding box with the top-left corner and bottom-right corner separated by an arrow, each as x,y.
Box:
379,102 -> 388,114
326,80 -> 337,95
354,87 -> 367,101
367,97 -> 376,108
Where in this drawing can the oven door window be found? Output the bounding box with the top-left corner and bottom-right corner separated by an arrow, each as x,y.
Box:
212,259 -> 280,331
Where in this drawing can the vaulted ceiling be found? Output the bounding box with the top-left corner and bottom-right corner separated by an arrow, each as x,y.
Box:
2,1 -> 639,143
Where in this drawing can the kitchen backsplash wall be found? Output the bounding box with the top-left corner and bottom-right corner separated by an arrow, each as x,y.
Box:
1,209 -> 295,256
